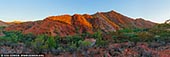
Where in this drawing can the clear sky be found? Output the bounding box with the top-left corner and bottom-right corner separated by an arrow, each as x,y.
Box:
0,0 -> 170,23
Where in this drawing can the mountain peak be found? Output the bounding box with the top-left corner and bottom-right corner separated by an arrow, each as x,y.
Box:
109,10 -> 117,13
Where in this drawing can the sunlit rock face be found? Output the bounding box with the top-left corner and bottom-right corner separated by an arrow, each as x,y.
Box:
44,15 -> 72,25
4,10 -> 156,36
72,14 -> 93,34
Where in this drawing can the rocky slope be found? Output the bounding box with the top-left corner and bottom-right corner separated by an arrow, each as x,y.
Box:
4,10 -> 157,36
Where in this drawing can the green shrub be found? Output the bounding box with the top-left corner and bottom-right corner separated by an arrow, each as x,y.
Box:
137,32 -> 154,42
155,31 -> 170,42
31,35 -> 47,52
2,31 -> 24,43
78,40 -> 91,47
44,36 -> 57,49
67,42 -> 79,53
0,26 -> 5,30
96,39 -> 108,47
92,30 -> 102,39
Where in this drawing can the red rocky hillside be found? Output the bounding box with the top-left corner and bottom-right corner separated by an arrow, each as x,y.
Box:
4,10 -> 157,36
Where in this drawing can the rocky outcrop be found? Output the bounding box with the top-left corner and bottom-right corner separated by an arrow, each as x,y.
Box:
4,10 -> 157,36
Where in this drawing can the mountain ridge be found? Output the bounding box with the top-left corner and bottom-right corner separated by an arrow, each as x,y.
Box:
4,10 -> 157,36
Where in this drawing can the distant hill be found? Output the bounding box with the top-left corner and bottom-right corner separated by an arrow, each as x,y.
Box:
0,20 -> 8,27
165,19 -> 170,24
4,10 -> 157,36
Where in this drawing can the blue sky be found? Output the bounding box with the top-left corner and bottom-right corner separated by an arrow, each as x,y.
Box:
0,0 -> 170,23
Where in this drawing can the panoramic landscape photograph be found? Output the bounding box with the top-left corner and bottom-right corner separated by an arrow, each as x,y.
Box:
0,0 -> 170,57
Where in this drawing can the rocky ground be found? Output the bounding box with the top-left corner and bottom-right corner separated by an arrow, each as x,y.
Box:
0,42 -> 170,57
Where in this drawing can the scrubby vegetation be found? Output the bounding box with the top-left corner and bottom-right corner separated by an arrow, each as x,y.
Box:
0,23 -> 169,56
109,23 -> 170,43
